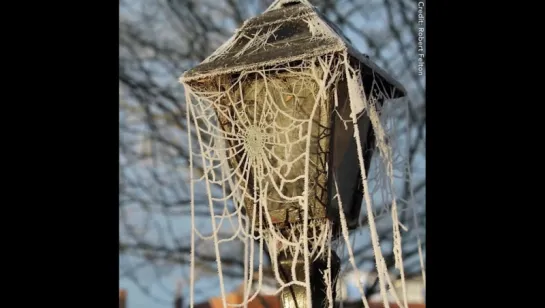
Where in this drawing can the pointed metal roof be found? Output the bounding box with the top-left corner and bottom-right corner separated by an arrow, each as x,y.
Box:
181,0 -> 406,98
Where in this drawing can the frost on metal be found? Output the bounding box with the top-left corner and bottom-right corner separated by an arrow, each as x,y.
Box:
182,0 -> 404,94
179,1 -> 420,308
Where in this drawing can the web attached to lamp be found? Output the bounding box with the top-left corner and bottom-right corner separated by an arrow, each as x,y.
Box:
182,49 -> 425,308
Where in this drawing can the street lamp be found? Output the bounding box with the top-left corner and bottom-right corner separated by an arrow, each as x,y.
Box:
180,0 -> 406,307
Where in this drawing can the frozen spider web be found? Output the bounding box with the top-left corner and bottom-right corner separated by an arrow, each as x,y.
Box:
180,2 -> 425,308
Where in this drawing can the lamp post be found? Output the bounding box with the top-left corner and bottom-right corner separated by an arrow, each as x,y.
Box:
180,1 -> 406,307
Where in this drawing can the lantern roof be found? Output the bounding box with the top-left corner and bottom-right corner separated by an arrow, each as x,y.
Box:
181,0 -> 406,98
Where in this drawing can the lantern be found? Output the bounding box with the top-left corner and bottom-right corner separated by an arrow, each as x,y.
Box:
180,0 -> 406,307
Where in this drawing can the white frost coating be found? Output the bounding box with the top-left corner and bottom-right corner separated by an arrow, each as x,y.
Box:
203,33 -> 238,64
405,106 -> 426,289
345,66 -> 367,116
182,51 -> 422,307
343,53 -> 391,308
180,2 -> 423,308
185,89 -> 196,308
267,0 -> 315,11
304,16 -> 338,40
334,177 -> 372,308
235,25 -> 282,58
183,57 -> 335,307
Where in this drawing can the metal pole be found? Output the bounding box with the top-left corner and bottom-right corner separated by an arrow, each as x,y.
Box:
175,280 -> 183,308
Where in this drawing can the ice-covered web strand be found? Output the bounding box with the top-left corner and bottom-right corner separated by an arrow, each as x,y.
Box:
242,204 -> 250,308
346,60 -> 411,307
333,177 -> 371,308
184,22 -> 333,305
267,0 -> 315,11
216,139 -> 259,296
200,94 -> 256,236
190,63 -> 312,302
216,138 -> 251,244
364,77 -> 409,308
188,94 -> 229,308
325,229 -> 334,308
404,104 -> 426,288
229,183 -> 283,308
380,84 -> 417,308
196,160 -> 239,241
247,59 -> 331,304
227,163 -> 265,307
343,51 -> 406,308
189,62 -> 304,304
300,59 -> 328,308
262,188 -> 308,294
185,89 -> 196,308
343,55 -> 389,307
266,56 -> 338,306
381,99 -> 420,307
183,52 -> 413,308
189,75 -> 308,300
185,96 -> 246,242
